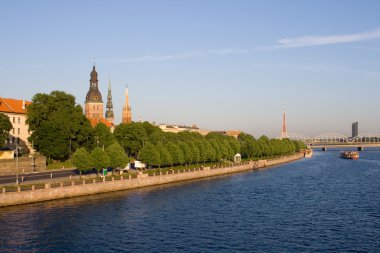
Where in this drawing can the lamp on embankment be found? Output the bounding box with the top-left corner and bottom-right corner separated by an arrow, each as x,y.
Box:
15,145 -> 19,185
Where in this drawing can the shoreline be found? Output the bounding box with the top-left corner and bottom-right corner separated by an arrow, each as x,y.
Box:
0,153 -> 304,207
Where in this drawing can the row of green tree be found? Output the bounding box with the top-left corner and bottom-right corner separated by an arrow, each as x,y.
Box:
24,91 -> 305,170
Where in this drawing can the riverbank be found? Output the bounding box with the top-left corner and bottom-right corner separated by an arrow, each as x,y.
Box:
0,153 -> 304,207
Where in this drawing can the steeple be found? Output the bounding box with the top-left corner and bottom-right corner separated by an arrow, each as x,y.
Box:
105,78 -> 114,124
280,107 -> 288,139
122,84 -> 132,124
86,65 -> 102,103
84,65 -> 104,120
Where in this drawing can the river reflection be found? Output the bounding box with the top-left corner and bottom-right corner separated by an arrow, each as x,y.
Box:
1,149 -> 379,252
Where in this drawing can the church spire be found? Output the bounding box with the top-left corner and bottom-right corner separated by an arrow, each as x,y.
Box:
105,77 -> 114,124
122,84 -> 132,124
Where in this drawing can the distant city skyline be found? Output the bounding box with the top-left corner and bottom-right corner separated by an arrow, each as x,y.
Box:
1,1 -> 379,137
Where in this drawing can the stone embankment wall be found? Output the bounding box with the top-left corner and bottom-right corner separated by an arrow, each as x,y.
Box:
0,153 -> 303,207
0,155 -> 46,175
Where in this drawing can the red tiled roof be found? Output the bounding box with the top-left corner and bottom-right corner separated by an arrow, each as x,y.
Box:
89,117 -> 114,128
0,98 -> 32,114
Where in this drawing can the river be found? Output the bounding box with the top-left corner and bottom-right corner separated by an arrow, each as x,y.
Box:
1,149 -> 379,252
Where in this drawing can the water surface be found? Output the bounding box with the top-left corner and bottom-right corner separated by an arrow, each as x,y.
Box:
1,149 -> 379,252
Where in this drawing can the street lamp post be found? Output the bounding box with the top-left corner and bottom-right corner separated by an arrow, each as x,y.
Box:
15,145 -> 19,185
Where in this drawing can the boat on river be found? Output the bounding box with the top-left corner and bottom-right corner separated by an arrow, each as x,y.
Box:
304,149 -> 313,158
340,151 -> 359,160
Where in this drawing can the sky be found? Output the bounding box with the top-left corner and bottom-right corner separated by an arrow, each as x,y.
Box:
1,0 -> 380,138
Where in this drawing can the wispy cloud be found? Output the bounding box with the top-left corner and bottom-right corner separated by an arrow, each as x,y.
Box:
102,28 -> 380,63
277,28 -> 380,48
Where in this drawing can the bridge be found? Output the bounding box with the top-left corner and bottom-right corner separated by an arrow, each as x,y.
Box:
285,133 -> 380,151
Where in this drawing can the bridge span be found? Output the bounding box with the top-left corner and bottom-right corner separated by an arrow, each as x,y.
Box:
284,133 -> 380,151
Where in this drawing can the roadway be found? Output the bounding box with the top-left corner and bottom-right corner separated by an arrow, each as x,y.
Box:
0,169 -> 78,185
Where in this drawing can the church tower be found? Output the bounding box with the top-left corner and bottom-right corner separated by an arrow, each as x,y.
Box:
122,85 -> 132,124
85,65 -> 104,120
105,79 -> 114,124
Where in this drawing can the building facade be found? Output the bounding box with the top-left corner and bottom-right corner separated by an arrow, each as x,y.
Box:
0,98 -> 33,154
352,122 -> 359,138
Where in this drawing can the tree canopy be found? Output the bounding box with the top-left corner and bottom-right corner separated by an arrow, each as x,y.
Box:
106,142 -> 129,169
26,91 -> 94,160
91,147 -> 110,172
0,113 -> 12,148
94,122 -> 115,149
72,147 -> 92,172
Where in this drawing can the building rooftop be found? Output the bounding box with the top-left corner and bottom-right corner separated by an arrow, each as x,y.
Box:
89,117 -> 114,128
0,98 -> 31,114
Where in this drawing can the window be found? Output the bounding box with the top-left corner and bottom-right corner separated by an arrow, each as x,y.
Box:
18,117 -> 20,124
13,117 -> 15,123
12,128 -> 15,134
18,128 -> 20,135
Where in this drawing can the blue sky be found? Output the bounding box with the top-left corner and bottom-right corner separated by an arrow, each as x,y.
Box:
1,0 -> 380,137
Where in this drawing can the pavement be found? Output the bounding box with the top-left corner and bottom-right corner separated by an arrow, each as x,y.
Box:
0,169 -> 78,186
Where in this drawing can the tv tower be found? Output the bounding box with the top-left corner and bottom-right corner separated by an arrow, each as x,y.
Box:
280,107 -> 288,139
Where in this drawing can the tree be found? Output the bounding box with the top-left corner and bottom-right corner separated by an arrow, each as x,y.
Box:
165,141 -> 184,166
114,122 -> 148,157
0,113 -> 12,148
106,142 -> 129,170
94,123 -> 115,149
178,141 -> 193,165
72,147 -> 92,172
91,147 -> 110,174
156,143 -> 172,167
187,141 -> 201,163
26,91 -> 94,160
33,121 -> 72,160
138,143 -> 160,168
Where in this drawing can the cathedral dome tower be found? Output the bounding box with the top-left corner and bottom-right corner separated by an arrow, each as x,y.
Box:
85,65 -> 104,119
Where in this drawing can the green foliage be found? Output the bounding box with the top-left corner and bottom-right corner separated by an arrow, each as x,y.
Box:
91,147 -> 110,172
94,123 -> 115,149
0,113 -> 12,148
33,121 -> 71,160
114,122 -> 148,157
156,143 -> 172,167
106,142 -> 129,169
72,147 -> 92,172
187,141 -> 201,163
26,91 -> 94,160
165,141 -> 184,166
209,139 -> 222,162
138,142 -> 160,168
237,134 -> 301,160
178,141 -> 193,165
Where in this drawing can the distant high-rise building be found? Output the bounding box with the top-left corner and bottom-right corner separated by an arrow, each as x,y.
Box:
280,109 -> 288,139
105,79 -> 114,124
352,122 -> 359,137
122,85 -> 132,124
85,65 -> 103,120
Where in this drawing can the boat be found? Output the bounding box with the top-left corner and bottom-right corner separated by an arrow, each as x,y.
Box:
304,149 -> 313,158
340,151 -> 359,160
